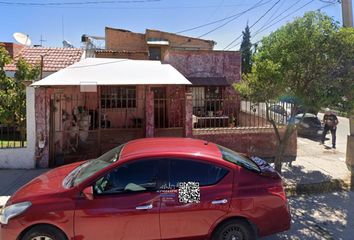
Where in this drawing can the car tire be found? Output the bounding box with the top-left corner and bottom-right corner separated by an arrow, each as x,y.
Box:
21,225 -> 67,240
212,219 -> 256,240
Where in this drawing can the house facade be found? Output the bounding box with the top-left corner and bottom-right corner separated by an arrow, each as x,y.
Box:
27,28 -> 297,169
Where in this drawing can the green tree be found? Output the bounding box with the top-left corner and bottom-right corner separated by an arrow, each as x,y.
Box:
235,11 -> 354,172
240,24 -> 253,75
0,46 -> 40,143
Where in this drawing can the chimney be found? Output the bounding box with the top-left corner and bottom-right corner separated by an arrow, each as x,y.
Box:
1,42 -> 25,58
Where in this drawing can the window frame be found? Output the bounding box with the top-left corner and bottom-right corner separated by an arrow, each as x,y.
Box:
101,86 -> 137,110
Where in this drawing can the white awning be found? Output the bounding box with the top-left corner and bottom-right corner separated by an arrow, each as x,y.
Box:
31,58 -> 191,86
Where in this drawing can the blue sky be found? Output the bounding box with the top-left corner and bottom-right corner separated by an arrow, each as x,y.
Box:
0,0 -> 346,50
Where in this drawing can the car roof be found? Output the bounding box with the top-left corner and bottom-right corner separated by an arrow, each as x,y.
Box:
120,138 -> 222,160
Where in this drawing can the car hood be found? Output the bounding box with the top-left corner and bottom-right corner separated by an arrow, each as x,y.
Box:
7,162 -> 84,205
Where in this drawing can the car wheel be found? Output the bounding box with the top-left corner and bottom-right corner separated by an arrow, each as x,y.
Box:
22,225 -> 67,240
212,219 -> 256,240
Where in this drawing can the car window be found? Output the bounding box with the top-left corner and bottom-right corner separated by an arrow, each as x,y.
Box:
94,159 -> 160,195
218,145 -> 260,173
168,159 -> 228,187
65,145 -> 125,188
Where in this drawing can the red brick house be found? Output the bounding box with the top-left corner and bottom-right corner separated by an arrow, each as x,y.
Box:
28,28 -> 296,168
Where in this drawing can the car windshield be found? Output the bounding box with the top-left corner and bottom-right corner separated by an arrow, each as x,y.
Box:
63,144 -> 125,188
218,145 -> 260,173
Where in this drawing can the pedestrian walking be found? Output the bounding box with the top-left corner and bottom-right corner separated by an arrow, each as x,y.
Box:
320,108 -> 339,149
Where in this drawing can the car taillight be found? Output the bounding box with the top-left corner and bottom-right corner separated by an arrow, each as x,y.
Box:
267,185 -> 287,201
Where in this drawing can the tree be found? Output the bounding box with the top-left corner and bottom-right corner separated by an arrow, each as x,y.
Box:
0,45 -> 40,143
240,24 -> 253,75
235,11 -> 354,173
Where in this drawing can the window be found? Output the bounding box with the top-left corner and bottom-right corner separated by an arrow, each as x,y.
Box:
168,159 -> 228,187
218,145 -> 260,173
65,144 -> 125,188
101,86 -> 136,109
149,47 -> 161,60
94,160 -> 160,195
192,87 -> 223,116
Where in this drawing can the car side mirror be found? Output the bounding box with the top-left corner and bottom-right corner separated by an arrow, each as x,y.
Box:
82,186 -> 94,200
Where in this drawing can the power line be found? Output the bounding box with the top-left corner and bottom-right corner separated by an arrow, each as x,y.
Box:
223,0 -> 281,50
176,0 -> 271,35
227,0 -> 318,50
0,0 -> 161,6
253,0 -> 303,37
197,0 -> 273,38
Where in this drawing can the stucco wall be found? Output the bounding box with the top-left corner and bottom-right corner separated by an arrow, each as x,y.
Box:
193,128 -> 297,161
163,50 -> 241,85
0,87 -> 36,169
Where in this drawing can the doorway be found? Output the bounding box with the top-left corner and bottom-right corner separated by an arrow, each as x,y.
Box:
152,87 -> 167,128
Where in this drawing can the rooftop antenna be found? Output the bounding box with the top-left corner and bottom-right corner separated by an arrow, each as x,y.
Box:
13,32 -> 32,46
39,35 -> 46,47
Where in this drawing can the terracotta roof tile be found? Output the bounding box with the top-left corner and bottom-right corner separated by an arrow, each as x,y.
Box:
5,47 -> 84,72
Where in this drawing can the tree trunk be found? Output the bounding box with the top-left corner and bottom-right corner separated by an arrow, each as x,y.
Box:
273,124 -> 295,174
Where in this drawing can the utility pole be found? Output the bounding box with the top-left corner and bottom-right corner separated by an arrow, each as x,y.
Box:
342,0 -> 353,27
342,0 -> 354,189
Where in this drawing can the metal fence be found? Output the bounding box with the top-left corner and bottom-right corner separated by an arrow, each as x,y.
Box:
154,98 -> 185,129
0,125 -> 26,149
192,97 -> 294,129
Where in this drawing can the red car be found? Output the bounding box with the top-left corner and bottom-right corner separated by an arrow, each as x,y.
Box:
0,138 -> 290,240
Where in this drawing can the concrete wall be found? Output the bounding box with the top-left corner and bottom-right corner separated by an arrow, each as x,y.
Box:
193,127 -> 297,161
0,87 -> 36,169
163,50 -> 241,85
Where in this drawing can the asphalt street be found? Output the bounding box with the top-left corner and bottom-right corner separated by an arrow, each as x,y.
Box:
262,191 -> 354,240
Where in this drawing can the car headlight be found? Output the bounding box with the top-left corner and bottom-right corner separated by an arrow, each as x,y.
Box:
0,201 -> 31,225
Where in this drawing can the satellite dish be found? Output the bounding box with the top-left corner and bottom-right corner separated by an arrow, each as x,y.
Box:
63,40 -> 74,48
13,32 -> 32,46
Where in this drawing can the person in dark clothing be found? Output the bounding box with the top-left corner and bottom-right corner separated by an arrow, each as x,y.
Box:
320,108 -> 339,148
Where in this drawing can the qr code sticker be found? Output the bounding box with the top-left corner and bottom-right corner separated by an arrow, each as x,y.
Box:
178,182 -> 200,203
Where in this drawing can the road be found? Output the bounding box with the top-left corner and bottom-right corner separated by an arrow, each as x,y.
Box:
262,191 -> 354,240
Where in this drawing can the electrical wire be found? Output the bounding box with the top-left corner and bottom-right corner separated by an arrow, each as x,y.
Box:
0,0 -> 161,6
197,0 -> 274,38
226,0 -> 318,50
253,0 -> 303,37
223,0 -> 281,50
176,0 -> 271,35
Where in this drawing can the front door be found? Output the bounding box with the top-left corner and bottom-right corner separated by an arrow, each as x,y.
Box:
74,159 -> 162,240
159,158 -> 233,239
152,87 -> 167,128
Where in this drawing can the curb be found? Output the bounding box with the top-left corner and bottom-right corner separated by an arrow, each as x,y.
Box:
284,177 -> 352,196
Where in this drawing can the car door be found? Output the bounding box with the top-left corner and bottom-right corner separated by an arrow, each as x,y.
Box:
159,158 -> 233,239
74,159 -> 162,240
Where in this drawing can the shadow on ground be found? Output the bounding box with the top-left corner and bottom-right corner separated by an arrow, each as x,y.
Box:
262,191 -> 354,240
282,165 -> 332,185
